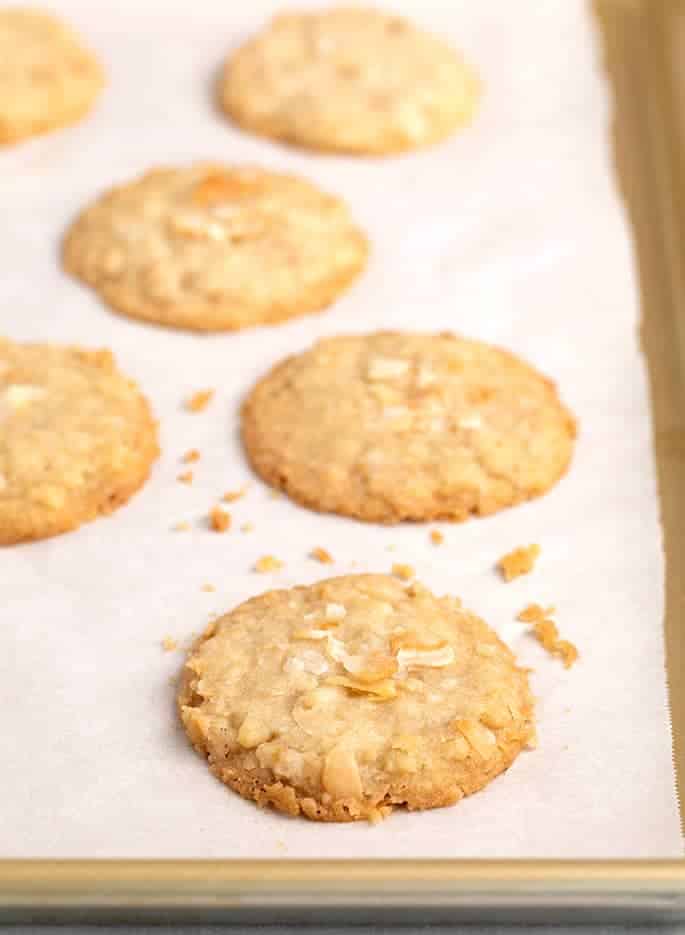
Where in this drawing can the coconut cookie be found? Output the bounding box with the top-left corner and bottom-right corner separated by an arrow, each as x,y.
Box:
242,332 -> 576,523
221,7 -> 480,155
63,164 -> 368,332
0,339 -> 158,544
0,9 -> 104,144
178,574 -> 535,822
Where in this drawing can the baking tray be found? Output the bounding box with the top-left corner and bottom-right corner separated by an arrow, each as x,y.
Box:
1,0 -> 684,923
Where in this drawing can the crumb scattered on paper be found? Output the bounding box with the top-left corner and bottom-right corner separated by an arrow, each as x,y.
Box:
182,448 -> 200,463
254,555 -> 283,573
386,544 -> 396,552
517,603 -> 555,623
172,521 -> 190,532
392,563 -> 415,581
161,636 -> 178,652
209,506 -> 231,532
518,605 -> 578,668
177,471 -> 193,484
498,544 -> 540,581
310,546 -> 333,564
430,529 -> 444,545
185,389 -> 214,412
269,489 -> 281,499
201,583 -> 215,592
241,522 -> 254,533
222,486 -> 247,503
533,620 -> 578,668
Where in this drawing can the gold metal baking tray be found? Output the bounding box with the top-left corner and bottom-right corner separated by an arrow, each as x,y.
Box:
1,0 -> 683,923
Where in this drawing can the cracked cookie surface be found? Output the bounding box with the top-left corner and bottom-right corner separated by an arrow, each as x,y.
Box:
0,8 -> 103,144
63,164 -> 368,332
178,574 -> 535,822
0,339 -> 158,544
221,6 -> 480,155
242,332 -> 577,523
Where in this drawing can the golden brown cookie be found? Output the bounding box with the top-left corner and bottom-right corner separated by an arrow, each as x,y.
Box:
0,339 -> 158,544
178,574 -> 535,822
62,164 -> 368,332
242,332 -> 577,523
0,8 -> 104,144
221,7 -> 480,155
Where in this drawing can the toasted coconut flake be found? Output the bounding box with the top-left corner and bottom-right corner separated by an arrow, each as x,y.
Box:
390,631 -> 448,654
397,645 -> 454,669
342,652 -> 398,682
325,602 -> 346,622
454,718 -> 497,759
326,675 -> 397,700
322,745 -> 363,799
293,628 -> 329,641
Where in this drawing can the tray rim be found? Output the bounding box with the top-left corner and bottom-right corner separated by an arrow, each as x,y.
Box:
1,859 -> 684,919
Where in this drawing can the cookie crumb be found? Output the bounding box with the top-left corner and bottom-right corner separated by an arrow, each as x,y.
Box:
173,521 -> 191,532
517,603 -> 555,623
310,546 -> 334,564
185,389 -> 214,412
223,486 -> 248,503
162,636 -> 178,652
532,619 -> 578,668
269,489 -> 282,499
392,563 -> 415,581
430,529 -> 444,545
182,448 -> 201,463
498,544 -> 540,581
386,544 -> 396,552
177,471 -> 193,484
254,555 -> 283,573
201,583 -> 216,592
241,522 -> 254,533
210,506 -> 231,532
518,605 -> 578,668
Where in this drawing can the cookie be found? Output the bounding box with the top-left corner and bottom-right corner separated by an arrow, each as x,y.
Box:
0,339 -> 158,544
0,9 -> 104,144
221,7 -> 480,155
178,574 -> 535,822
62,164 -> 368,332
242,332 -> 577,523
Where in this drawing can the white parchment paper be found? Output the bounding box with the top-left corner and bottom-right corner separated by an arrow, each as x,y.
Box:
0,0 -> 682,858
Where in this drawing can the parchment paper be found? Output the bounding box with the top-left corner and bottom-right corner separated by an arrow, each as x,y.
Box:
0,0 -> 681,858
